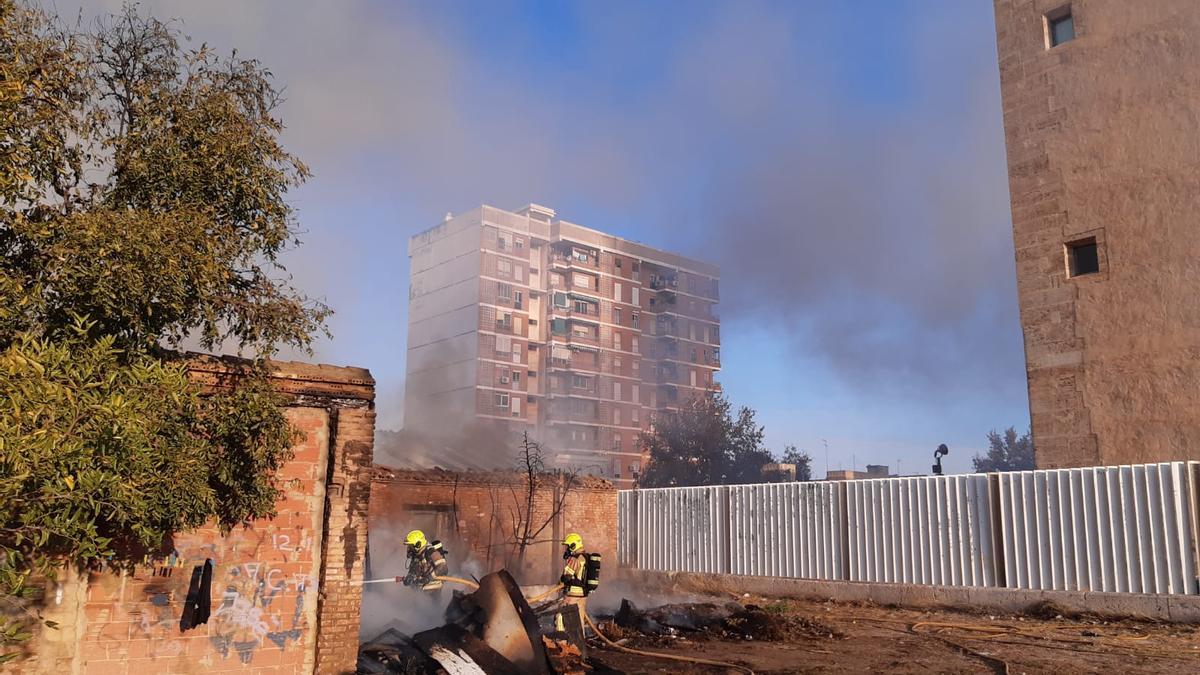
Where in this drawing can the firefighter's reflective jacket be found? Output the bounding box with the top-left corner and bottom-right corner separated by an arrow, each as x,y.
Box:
561,550 -> 587,598
404,541 -> 448,591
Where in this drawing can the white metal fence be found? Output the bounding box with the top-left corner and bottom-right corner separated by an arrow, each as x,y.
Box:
618,461 -> 1200,595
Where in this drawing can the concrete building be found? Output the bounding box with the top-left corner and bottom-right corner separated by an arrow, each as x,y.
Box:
405,204 -> 720,485
994,0 -> 1200,468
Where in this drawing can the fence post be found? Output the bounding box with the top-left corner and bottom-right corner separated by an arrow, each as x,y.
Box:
721,486 -> 732,575
988,472 -> 1006,588
838,481 -> 850,581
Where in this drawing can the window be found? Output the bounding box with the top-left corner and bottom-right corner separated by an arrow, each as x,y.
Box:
498,258 -> 512,277
573,248 -> 589,262
632,261 -> 640,273
632,359 -> 639,373
496,334 -> 511,353
613,307 -> 622,325
498,233 -> 510,250
553,292 -> 569,308
551,346 -> 571,367
631,287 -> 640,305
712,326 -> 720,342
613,333 -> 622,350
494,392 -> 510,407
512,371 -> 521,385
1046,6 -> 1074,47
1066,237 -> 1100,277
514,290 -> 523,308
632,336 -> 639,353
498,282 -> 512,300
614,282 -> 622,302
614,357 -> 622,369
571,323 -> 592,338
551,318 -> 567,335
632,384 -> 640,404
572,374 -> 592,390
514,266 -> 524,282
550,272 -> 564,288
614,381 -> 622,401
574,300 -> 590,314
514,237 -> 524,250
511,396 -> 521,416
573,274 -> 591,289
615,258 -> 622,269
497,312 -> 512,329
631,313 -> 639,329
512,343 -> 521,364
613,408 -> 621,425
632,406 -> 640,423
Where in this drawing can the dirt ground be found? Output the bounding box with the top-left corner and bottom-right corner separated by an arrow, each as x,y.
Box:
588,594 -> 1200,674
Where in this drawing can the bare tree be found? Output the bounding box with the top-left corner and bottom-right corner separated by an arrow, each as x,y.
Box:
495,433 -> 580,576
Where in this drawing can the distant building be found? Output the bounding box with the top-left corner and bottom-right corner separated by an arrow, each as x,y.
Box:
761,462 -> 798,482
404,204 -> 720,487
994,1 -> 1200,467
824,465 -> 891,481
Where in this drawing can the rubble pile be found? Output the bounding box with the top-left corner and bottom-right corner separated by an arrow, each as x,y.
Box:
613,598 -> 841,642
358,570 -> 619,674
358,580 -> 838,674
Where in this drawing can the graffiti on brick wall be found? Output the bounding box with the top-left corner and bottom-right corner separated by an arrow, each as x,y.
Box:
210,560 -> 312,663
83,524 -> 318,667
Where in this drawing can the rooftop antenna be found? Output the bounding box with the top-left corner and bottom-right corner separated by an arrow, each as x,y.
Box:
822,439 -> 829,477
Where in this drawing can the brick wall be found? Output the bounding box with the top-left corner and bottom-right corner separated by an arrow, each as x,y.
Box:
367,469 -> 617,589
13,358 -> 375,675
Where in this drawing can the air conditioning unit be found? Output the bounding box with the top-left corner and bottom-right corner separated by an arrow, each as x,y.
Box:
500,376 -> 510,384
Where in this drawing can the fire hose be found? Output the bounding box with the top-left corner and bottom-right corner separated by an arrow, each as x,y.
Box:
533,585 -> 753,674
580,608 -> 755,674
356,575 -> 480,590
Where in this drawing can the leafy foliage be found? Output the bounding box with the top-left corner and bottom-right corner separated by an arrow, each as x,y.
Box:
972,427 -> 1035,473
639,392 -> 774,487
0,1 -> 322,658
779,445 -> 814,481
1,1 -> 327,352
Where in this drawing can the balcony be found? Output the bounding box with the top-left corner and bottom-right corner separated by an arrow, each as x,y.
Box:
648,275 -> 678,290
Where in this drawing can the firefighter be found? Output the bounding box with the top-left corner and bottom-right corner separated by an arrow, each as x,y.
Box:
554,532 -> 588,632
400,529 -> 448,592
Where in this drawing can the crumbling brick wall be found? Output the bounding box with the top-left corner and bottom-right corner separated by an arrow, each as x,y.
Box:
368,469 -> 617,587
14,358 -> 375,675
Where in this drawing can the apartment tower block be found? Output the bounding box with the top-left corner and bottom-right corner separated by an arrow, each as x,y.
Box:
994,1 -> 1200,467
404,204 -> 720,485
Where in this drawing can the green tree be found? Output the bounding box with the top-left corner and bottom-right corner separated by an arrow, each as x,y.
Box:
779,445 -> 813,481
972,427 -> 1035,473
639,392 -> 774,487
0,2 -> 325,660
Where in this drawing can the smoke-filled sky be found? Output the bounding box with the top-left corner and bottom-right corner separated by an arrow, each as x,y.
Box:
57,0 -> 1028,475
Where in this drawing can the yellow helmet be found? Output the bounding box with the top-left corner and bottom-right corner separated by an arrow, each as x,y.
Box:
405,529 -> 427,550
562,533 -> 583,553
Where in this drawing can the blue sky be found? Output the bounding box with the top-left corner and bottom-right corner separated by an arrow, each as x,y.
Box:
65,0 -> 1029,475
